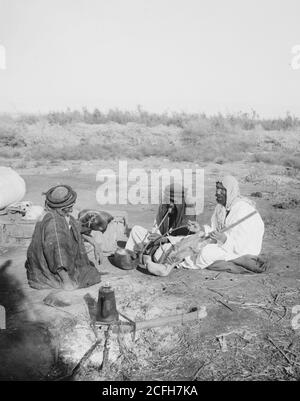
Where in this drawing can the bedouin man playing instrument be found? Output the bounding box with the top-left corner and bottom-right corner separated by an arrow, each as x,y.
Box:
145,175 -> 265,276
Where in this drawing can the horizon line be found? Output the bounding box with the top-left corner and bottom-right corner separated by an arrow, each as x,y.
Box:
0,106 -> 299,120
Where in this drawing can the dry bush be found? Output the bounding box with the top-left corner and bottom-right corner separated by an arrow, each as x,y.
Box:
1,110 -> 300,165
2,108 -> 300,130
282,155 -> 300,169
0,148 -> 22,158
177,118 -> 254,163
0,121 -> 25,147
252,152 -> 300,169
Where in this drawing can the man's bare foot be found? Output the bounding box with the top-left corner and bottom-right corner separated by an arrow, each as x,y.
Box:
146,259 -> 174,277
58,269 -> 78,290
142,255 -> 151,264
62,282 -> 77,291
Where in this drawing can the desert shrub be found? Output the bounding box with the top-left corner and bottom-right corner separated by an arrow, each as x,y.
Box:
282,155 -> 300,169
252,153 -> 278,164
2,108 -> 300,130
90,108 -> 104,124
136,142 -> 174,159
181,117 -> 218,146
177,116 -> 253,163
47,111 -> 72,126
169,147 -> 199,162
0,148 -> 22,158
14,159 -> 28,169
16,114 -> 41,125
216,111 -> 300,131
259,113 -> 300,131
252,152 -> 300,169
224,110 -> 259,130
28,139 -> 176,161
46,108 -> 82,125
29,142 -> 125,161
214,156 -> 227,164
0,122 -> 25,147
1,108 -> 300,165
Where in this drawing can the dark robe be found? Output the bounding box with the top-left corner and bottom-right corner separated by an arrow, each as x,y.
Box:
25,211 -> 101,290
156,203 -> 196,236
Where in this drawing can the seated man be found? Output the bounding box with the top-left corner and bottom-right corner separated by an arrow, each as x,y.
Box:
25,185 -> 102,290
145,175 -> 265,276
125,183 -> 197,254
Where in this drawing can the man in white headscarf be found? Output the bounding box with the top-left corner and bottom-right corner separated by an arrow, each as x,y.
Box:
183,175 -> 265,269
145,175 -> 265,275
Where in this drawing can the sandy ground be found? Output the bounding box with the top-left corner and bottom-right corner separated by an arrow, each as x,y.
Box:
0,158 -> 300,381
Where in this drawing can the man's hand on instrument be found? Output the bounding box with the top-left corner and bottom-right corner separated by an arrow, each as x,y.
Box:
187,220 -> 203,234
148,232 -> 161,242
209,231 -> 227,244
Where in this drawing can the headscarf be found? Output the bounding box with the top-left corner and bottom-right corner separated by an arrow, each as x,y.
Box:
221,175 -> 241,210
43,185 -> 77,215
214,175 -> 255,230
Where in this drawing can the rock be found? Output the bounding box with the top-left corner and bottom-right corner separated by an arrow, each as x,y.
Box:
43,291 -> 72,308
250,192 -> 263,198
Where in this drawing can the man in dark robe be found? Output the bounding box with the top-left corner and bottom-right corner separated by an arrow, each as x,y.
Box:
125,183 -> 197,253
25,185 -> 102,290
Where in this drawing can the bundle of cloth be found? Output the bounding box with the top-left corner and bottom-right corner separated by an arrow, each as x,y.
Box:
78,209 -> 114,235
5,201 -> 44,220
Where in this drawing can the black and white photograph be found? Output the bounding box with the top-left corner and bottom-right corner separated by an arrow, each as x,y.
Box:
0,0 -> 300,384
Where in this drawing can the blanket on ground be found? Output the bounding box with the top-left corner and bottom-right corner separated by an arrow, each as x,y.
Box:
206,254 -> 273,274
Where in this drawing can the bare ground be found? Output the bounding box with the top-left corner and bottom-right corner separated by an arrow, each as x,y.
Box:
0,158 -> 300,381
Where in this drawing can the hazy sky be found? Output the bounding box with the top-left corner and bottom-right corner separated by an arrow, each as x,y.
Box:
0,0 -> 300,117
